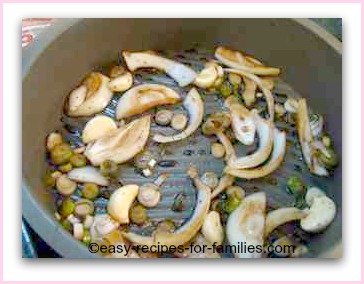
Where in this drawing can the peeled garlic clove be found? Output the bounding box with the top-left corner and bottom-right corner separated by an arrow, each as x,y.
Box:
68,166 -> 109,186
300,195 -> 336,233
153,88 -> 204,143
226,192 -> 266,258
123,51 -> 197,87
107,184 -> 139,224
84,115 -> 150,166
67,72 -> 113,117
116,84 -> 181,119
215,47 -> 280,76
108,72 -> 133,92
82,115 -> 118,144
201,211 -> 224,245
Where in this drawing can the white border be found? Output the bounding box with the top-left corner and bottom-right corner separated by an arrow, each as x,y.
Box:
5,2 -> 361,282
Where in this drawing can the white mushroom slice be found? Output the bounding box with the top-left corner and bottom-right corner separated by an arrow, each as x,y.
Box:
116,84 -> 180,119
67,72 -> 113,117
296,99 -> 328,176
226,192 -> 266,258
84,115 -> 150,166
194,61 -> 220,89
155,109 -> 173,126
227,112 -> 274,169
67,166 -> 109,186
82,115 -> 117,144
305,187 -> 326,206
265,207 -> 307,237
108,72 -> 133,92
224,68 -> 275,121
225,129 -> 286,179
211,174 -> 235,199
123,51 -> 197,87
90,214 -> 119,241
153,88 -> 204,143
201,211 -> 224,245
107,184 -> 139,224
300,196 -> 336,233
215,47 -> 280,76
230,109 -> 256,146
154,165 -> 211,246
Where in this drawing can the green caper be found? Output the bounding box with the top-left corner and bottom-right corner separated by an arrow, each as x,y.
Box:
60,219 -> 72,232
82,229 -> 91,244
59,197 -> 75,218
59,162 -> 73,173
43,171 -> 56,187
219,82 -> 232,98
70,154 -> 87,168
51,143 -> 73,165
316,147 -> 339,169
286,176 -> 306,196
130,204 -> 148,225
82,183 -> 99,200
222,197 -> 241,214
100,159 -> 118,178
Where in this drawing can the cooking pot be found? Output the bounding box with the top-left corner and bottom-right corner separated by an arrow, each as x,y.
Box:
22,18 -> 342,258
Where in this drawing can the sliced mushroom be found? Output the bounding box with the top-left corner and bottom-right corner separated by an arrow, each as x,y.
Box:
82,115 -> 118,144
154,165 -> 211,246
265,207 -> 307,237
67,166 -> 109,186
194,61 -> 223,89
224,129 -> 286,179
153,88 -> 204,143
215,47 -> 280,76
67,72 -> 113,117
211,174 -> 235,199
201,211 -> 224,245
296,99 -> 328,176
116,84 -> 181,119
300,195 -> 336,233
107,184 -> 139,224
84,115 -> 150,166
123,51 -> 197,87
226,192 -> 266,258
224,68 -> 275,121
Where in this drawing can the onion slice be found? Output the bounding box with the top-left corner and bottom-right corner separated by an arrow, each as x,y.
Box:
123,51 -> 197,87
265,207 -> 307,237
226,192 -> 266,258
116,84 -> 181,119
215,47 -> 280,76
224,68 -> 275,121
67,166 -> 109,186
224,129 -> 286,179
153,88 -> 204,143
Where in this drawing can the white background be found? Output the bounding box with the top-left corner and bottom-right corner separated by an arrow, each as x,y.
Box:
5,2 -> 361,282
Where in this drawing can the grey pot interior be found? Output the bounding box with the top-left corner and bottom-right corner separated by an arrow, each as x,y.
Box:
22,18 -> 342,258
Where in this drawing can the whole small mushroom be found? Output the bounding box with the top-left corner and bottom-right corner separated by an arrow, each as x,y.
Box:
138,183 -> 161,208
155,109 -> 173,126
171,113 -> 188,131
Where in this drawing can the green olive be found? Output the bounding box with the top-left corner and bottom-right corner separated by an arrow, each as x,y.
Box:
223,197 -> 241,214
100,159 -> 118,178
316,147 -> 339,169
130,204 -> 148,225
59,162 -> 73,173
51,143 -> 73,165
82,229 -> 91,244
286,176 -> 306,196
82,183 -> 99,200
219,82 -> 232,98
70,154 -> 87,168
60,219 -> 72,232
59,197 -> 75,218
